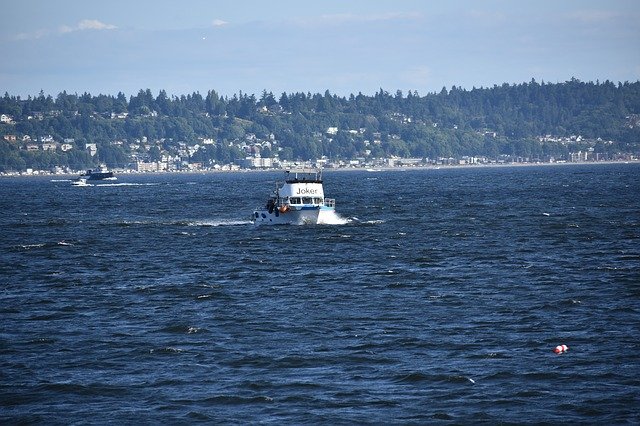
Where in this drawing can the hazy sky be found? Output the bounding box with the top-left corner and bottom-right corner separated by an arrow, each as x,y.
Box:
1,0 -> 639,98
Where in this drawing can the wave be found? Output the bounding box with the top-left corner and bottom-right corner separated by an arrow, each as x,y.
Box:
183,219 -> 252,227
393,372 -> 476,385
97,182 -> 161,187
18,243 -> 46,249
16,241 -> 75,250
318,212 -> 351,225
360,219 -> 386,225
149,347 -> 185,354
115,218 -> 252,227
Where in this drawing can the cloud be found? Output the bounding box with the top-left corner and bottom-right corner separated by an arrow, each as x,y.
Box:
77,19 -> 117,31
14,29 -> 49,40
60,19 -> 117,34
212,19 -> 229,27
14,19 -> 117,40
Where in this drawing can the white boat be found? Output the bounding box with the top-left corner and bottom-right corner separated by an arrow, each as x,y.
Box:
71,177 -> 91,186
252,168 -> 337,225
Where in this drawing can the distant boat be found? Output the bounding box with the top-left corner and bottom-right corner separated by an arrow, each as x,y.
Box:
252,168 -> 337,225
78,165 -> 117,181
71,177 -> 91,186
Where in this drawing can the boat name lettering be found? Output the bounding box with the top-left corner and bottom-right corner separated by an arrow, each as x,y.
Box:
295,188 -> 318,195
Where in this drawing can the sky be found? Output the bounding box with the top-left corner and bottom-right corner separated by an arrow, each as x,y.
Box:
1,0 -> 639,98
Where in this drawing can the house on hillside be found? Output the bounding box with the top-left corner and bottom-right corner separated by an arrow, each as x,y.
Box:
86,143 -> 97,156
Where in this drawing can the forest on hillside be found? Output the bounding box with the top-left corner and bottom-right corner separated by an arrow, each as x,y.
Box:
1,78 -> 639,171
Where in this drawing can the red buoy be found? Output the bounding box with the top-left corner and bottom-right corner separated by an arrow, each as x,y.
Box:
554,344 -> 569,354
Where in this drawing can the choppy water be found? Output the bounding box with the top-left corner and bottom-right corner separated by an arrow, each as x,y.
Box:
1,164 -> 639,423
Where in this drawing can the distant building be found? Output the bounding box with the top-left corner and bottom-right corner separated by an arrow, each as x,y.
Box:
238,157 -> 273,169
135,161 -> 168,172
135,161 -> 158,172
570,151 -> 588,162
86,143 -> 97,156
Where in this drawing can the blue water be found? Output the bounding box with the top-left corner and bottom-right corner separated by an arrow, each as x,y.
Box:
1,164 -> 639,423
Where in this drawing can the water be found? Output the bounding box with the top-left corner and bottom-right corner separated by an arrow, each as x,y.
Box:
1,164 -> 639,423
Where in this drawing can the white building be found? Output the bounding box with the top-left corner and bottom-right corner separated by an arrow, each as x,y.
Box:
239,157 -> 273,169
135,161 -> 159,172
86,143 -> 97,156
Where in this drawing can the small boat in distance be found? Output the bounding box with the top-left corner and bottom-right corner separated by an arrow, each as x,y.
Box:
78,165 -> 117,181
71,177 -> 91,186
252,168 -> 337,225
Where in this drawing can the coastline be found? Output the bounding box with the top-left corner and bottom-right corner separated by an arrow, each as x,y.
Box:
2,159 -> 638,179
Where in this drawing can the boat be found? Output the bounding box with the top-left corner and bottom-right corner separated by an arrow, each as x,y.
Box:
71,177 -> 91,186
78,165 -> 117,181
252,168 -> 337,225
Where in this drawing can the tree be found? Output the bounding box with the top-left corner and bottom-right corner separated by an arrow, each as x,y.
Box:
148,146 -> 162,162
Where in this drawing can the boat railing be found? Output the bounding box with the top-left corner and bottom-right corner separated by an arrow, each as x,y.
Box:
286,167 -> 320,175
285,168 -> 323,183
324,198 -> 335,208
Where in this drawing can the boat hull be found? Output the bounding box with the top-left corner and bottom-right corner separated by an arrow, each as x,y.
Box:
85,172 -> 116,180
253,206 -> 335,225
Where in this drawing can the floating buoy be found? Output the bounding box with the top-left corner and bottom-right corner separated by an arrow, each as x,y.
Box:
554,344 -> 569,354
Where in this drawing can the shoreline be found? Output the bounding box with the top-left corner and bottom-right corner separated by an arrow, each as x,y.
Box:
2,159 -> 638,179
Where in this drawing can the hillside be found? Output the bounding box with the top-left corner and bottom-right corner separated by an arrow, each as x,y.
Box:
1,78 -> 639,172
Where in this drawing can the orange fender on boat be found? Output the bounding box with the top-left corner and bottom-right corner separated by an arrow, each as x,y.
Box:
279,205 -> 290,213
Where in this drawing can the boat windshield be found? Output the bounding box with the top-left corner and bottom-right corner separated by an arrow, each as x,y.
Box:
285,168 -> 322,184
